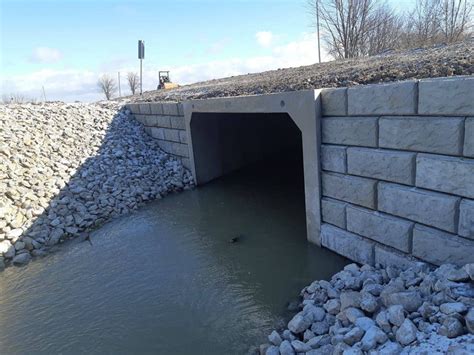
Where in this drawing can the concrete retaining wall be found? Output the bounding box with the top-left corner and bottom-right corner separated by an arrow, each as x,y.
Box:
126,76 -> 473,268
126,102 -> 191,169
320,76 -> 474,267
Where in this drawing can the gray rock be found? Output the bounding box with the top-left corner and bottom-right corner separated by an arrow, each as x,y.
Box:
418,302 -> 439,320
290,340 -> 310,352
279,340 -> 295,355
288,313 -> 312,334
345,307 -> 365,323
303,329 -> 315,341
324,299 -> 341,315
387,305 -> 405,326
265,345 -> 279,355
382,290 -> 423,312
355,317 -> 376,331
343,327 -> 364,346
304,304 -> 326,322
464,264 -> 474,281
360,326 -> 387,351
396,319 -> 417,345
12,253 -> 31,266
342,347 -> 363,355
440,302 -> 468,315
446,267 -> 470,282
340,291 -> 362,310
465,308 -> 474,334
375,310 -> 391,332
438,317 -> 465,338
377,341 -> 402,355
268,330 -> 282,346
306,334 -> 331,349
311,320 -> 330,335
360,292 -> 379,313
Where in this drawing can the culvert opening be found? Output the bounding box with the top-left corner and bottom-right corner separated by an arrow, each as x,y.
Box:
189,112 -> 303,185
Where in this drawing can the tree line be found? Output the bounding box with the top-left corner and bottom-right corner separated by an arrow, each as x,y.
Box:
97,72 -> 140,100
308,0 -> 472,59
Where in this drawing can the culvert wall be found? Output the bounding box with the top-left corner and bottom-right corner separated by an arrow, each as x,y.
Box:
127,75 -> 474,268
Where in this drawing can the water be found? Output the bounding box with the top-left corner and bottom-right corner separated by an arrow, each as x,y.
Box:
0,159 -> 347,354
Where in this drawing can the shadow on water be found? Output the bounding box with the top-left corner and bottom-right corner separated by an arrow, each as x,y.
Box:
0,111 -> 348,354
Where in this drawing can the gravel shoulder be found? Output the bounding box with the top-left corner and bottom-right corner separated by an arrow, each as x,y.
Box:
129,40 -> 473,103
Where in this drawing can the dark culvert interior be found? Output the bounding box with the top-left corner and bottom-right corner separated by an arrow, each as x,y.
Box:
190,112 -> 303,183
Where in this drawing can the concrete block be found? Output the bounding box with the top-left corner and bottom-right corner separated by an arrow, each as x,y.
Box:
177,103 -> 184,116
157,140 -> 172,153
155,115 -> 172,128
347,148 -> 415,185
346,205 -> 413,252
179,130 -> 188,144
321,145 -> 347,173
416,153 -> 474,199
413,224 -> 474,266
321,197 -> 347,229
162,102 -> 179,116
134,114 -> 147,125
170,116 -> 185,130
322,172 -> 377,209
171,142 -> 189,158
144,115 -> 158,126
150,127 -> 164,140
374,245 -> 419,269
163,129 -> 181,143
143,126 -> 152,136
419,76 -> 474,116
378,182 -> 460,233
321,87 -> 347,116
127,103 -> 140,114
139,103 -> 151,115
379,116 -> 464,155
321,224 -> 375,265
181,157 -> 191,170
348,81 -> 417,115
322,117 -> 378,147
465,117 -> 474,157
150,103 -> 163,115
459,199 -> 474,239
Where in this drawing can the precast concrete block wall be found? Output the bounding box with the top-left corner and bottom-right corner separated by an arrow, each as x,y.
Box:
319,76 -> 474,268
126,102 -> 191,169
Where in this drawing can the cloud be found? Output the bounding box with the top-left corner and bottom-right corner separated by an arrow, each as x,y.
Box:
255,31 -> 274,48
30,47 -> 63,63
2,32 -> 329,102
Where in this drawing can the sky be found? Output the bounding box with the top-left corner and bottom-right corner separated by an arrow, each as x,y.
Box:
0,0 -> 415,102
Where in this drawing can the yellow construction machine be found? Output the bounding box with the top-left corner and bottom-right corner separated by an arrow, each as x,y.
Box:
157,71 -> 179,90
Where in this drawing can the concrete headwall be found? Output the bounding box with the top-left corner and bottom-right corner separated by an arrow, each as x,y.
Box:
319,76 -> 474,267
126,102 -> 190,169
126,76 -> 473,268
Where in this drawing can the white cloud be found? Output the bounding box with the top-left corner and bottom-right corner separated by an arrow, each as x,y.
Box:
2,32 -> 329,102
30,47 -> 63,63
255,31 -> 274,48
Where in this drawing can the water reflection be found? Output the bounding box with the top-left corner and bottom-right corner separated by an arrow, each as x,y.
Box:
0,159 -> 347,354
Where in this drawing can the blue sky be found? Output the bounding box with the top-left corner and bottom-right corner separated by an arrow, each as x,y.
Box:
1,0 -> 415,102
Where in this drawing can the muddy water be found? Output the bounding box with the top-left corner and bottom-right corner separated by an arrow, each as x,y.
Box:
0,160 -> 347,354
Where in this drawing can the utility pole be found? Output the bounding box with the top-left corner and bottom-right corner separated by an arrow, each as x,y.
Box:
138,40 -> 145,95
42,86 -> 47,102
118,72 -> 122,97
316,0 -> 321,63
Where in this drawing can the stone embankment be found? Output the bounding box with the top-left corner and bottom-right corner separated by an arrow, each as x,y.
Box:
0,102 -> 193,270
260,263 -> 474,354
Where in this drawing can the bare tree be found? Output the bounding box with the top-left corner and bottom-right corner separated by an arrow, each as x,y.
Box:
2,93 -> 36,104
405,0 -> 443,47
127,72 -> 139,95
366,4 -> 406,55
309,0 -> 380,59
439,0 -> 473,42
97,74 -> 117,100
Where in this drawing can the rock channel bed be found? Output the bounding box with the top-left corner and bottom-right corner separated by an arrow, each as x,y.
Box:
259,263 -> 474,354
0,102 -> 193,270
